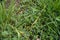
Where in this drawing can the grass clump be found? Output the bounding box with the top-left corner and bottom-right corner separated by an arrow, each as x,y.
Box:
0,0 -> 60,40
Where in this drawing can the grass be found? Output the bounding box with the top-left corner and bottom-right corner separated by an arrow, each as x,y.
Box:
0,0 -> 60,40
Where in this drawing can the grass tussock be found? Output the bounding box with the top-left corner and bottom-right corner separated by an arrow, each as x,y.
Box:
0,0 -> 60,40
